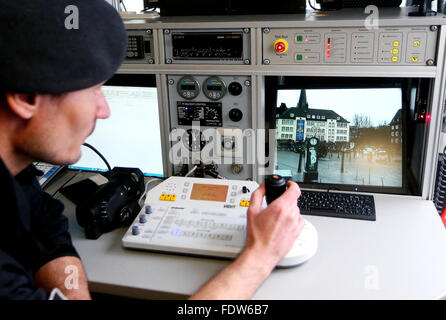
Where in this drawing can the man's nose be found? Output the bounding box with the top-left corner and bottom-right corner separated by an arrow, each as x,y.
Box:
96,90 -> 111,119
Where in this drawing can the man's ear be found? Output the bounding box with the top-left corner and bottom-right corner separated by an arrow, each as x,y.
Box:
5,93 -> 41,120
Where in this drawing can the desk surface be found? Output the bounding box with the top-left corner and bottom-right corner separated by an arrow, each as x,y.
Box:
52,172 -> 446,300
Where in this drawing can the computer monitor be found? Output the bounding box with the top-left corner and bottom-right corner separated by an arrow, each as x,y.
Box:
266,76 -> 426,195
69,74 -> 164,177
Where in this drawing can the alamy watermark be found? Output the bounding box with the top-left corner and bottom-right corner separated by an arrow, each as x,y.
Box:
65,5 -> 79,30
64,265 -> 79,290
168,125 -> 276,175
364,265 -> 380,290
364,5 -> 379,30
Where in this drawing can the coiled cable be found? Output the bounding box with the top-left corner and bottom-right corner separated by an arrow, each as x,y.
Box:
433,145 -> 446,214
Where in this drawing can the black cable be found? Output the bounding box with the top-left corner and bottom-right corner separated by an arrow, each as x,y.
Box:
308,0 -> 322,11
82,143 -> 112,171
120,0 -> 127,12
434,145 -> 446,214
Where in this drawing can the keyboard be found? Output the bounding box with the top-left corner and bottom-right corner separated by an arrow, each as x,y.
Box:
34,162 -> 63,188
298,190 -> 376,221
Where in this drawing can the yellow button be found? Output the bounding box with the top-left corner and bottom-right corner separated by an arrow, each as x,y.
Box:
393,41 -> 399,47
413,40 -> 420,47
240,200 -> 250,207
171,195 -> 176,201
411,56 -> 419,62
392,48 -> 399,54
392,56 -> 399,62
159,194 -> 166,201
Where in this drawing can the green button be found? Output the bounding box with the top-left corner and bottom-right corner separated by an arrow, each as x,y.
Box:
296,54 -> 303,60
296,35 -> 303,42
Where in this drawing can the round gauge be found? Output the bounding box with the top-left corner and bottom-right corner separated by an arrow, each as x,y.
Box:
177,76 -> 200,100
309,137 -> 318,146
203,76 -> 226,101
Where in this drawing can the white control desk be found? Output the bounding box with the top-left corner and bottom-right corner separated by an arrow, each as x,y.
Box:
54,172 -> 446,300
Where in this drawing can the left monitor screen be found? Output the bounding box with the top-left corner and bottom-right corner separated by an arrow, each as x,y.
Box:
69,84 -> 164,177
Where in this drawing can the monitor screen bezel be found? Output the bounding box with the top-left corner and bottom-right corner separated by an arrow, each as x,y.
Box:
266,76 -> 412,195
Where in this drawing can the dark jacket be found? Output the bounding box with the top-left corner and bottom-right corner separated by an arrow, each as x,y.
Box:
0,158 -> 79,299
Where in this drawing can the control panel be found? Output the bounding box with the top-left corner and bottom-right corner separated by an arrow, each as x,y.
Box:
122,177 -> 318,267
125,30 -> 154,64
168,75 -> 252,180
262,26 -> 438,65
164,29 -> 251,64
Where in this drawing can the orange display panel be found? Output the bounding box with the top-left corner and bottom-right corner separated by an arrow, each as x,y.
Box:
190,183 -> 228,202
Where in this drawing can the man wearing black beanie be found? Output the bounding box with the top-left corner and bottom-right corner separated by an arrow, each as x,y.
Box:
0,0 -> 127,300
0,0 -> 304,300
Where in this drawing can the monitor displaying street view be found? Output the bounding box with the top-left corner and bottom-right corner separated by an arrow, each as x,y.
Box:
275,88 -> 403,188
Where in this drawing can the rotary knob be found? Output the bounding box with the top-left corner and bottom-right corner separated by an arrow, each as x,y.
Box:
132,226 -> 140,235
229,108 -> 243,122
274,39 -> 289,54
228,82 -> 243,96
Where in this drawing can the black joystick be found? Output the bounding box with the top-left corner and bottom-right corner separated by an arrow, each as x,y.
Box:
265,175 -> 287,205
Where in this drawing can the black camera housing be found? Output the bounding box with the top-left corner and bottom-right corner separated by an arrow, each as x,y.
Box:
76,167 -> 145,239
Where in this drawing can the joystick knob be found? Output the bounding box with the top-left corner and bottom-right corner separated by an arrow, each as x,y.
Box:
265,175 -> 287,205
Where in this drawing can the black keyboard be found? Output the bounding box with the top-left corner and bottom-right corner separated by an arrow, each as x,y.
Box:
298,190 -> 376,221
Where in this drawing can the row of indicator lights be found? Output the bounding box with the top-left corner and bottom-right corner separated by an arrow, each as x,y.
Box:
391,41 -> 399,62
326,38 -> 331,59
159,194 -> 176,201
392,56 -> 419,62
281,39 -> 417,51
240,200 -> 250,207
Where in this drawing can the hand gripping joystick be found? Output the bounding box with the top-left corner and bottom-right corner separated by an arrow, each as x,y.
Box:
264,175 -> 318,268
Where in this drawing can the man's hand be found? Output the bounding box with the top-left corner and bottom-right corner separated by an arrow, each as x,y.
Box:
244,181 -> 305,269
189,181 -> 305,300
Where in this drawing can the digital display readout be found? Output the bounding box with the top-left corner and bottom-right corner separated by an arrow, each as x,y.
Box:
207,85 -> 222,91
172,32 -> 243,60
181,85 -> 196,90
190,183 -> 229,202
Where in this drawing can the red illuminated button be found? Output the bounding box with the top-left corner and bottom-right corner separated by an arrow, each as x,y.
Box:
274,39 -> 289,54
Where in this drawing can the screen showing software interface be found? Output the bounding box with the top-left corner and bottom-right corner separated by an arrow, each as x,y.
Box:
70,86 -> 164,177
275,88 -> 403,188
